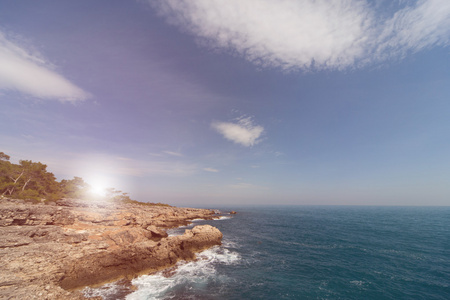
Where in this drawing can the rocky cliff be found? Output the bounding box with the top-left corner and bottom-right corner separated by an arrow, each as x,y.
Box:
0,198 -> 223,299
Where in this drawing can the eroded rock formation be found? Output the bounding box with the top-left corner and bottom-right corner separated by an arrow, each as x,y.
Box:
0,198 -> 222,299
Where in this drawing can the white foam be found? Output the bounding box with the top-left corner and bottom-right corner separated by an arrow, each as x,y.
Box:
126,245 -> 240,300
349,280 -> 370,290
215,216 -> 232,220
166,225 -> 193,237
82,282 -> 122,299
349,280 -> 364,286
190,218 -> 205,222
200,245 -> 241,265
222,239 -> 239,249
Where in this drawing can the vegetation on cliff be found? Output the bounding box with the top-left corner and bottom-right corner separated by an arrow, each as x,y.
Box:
0,151 -> 167,206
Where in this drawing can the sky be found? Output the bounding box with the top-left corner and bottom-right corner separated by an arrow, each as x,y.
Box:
1,0 -> 449,206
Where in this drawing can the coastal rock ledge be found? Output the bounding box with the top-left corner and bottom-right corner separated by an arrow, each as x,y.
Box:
0,198 -> 223,299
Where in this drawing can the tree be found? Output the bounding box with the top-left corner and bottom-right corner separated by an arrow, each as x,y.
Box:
14,160 -> 59,201
0,153 -> 24,197
0,154 -> 62,201
104,188 -> 132,202
59,176 -> 90,199
0,152 -> 13,196
0,152 -> 10,161
0,152 -> 137,204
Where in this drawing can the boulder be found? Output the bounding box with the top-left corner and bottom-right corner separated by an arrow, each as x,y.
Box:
59,225 -> 222,290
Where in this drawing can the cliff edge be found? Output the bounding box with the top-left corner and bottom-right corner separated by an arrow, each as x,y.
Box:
0,198 -> 222,299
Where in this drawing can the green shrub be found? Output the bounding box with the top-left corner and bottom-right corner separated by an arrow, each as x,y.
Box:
17,189 -> 41,203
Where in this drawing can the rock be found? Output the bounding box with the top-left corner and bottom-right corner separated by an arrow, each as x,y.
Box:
59,225 -> 222,290
230,211 -> 237,214
0,198 -> 223,299
145,225 -> 168,238
0,202 -> 75,226
179,225 -> 223,252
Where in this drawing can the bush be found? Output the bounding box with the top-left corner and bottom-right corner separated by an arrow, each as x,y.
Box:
17,189 -> 41,203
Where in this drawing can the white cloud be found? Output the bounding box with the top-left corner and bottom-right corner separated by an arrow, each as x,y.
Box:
212,116 -> 264,147
274,151 -> 284,157
149,152 -> 164,157
375,0 -> 450,60
163,150 -> 184,157
203,167 -> 219,172
143,161 -> 198,176
152,0 -> 450,70
0,31 -> 90,102
229,182 -> 268,190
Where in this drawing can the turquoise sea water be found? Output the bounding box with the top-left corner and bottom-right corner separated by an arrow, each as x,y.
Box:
86,206 -> 450,299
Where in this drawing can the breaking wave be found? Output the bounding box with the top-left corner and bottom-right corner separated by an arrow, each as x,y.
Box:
126,245 -> 240,300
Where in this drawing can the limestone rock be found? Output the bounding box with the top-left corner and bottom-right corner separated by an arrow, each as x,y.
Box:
0,198 -> 222,299
145,225 -> 168,238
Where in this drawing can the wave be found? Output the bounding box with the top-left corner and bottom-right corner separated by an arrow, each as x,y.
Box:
190,218 -> 205,222
215,216 -> 232,221
82,281 -> 131,300
126,245 -> 240,300
166,225 -> 193,237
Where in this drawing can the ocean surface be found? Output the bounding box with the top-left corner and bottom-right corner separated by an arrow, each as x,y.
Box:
84,206 -> 450,299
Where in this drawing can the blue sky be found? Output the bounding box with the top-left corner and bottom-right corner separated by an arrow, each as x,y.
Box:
1,0 -> 449,206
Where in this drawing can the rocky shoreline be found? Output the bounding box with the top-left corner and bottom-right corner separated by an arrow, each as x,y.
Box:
0,198 -> 223,299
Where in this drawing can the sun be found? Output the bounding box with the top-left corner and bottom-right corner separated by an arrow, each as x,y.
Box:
90,185 -> 107,197
86,176 -> 110,198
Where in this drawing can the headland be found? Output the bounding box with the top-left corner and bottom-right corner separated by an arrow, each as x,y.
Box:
0,198 -> 223,299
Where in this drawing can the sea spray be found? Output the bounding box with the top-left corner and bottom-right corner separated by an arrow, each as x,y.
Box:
126,244 -> 241,300
83,281 -> 133,300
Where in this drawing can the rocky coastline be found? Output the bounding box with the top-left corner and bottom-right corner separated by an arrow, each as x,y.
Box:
0,198 -> 223,299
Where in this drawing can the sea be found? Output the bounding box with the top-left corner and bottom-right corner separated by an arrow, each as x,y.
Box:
83,206 -> 450,299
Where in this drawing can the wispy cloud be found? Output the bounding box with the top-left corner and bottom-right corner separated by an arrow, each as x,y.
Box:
374,0 -> 450,60
151,0 -> 450,71
149,152 -> 164,157
212,116 -> 264,147
163,150 -> 184,157
274,151 -> 284,157
203,167 -> 219,172
229,182 -> 268,190
143,161 -> 198,176
63,152 -> 198,179
0,31 -> 90,102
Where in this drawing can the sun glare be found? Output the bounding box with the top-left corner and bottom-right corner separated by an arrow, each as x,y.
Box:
75,158 -> 122,200
86,176 -> 110,198
90,185 -> 107,197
